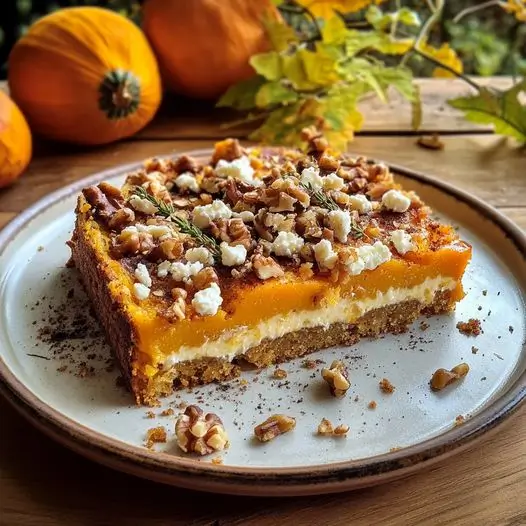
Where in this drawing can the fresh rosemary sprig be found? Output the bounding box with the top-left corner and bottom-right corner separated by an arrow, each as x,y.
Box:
300,182 -> 365,239
132,187 -> 221,259
300,182 -> 339,211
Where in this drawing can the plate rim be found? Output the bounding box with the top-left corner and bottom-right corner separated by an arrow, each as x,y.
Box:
1,149 -> 525,495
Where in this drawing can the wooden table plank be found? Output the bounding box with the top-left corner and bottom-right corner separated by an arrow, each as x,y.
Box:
0,77 -> 513,139
0,396 -> 524,526
136,77 -> 513,140
1,135 -> 524,214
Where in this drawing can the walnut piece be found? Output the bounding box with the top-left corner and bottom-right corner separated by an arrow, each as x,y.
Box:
254,414 -> 296,442
173,154 -> 200,174
108,207 -> 135,231
192,267 -> 219,291
321,360 -> 350,398
252,254 -> 284,280
430,363 -> 470,391
166,288 -> 187,321
317,418 -> 349,437
82,183 -> 124,224
175,405 -> 229,456
379,378 -> 395,394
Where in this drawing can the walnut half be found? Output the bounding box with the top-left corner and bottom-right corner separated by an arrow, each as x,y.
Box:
321,360 -> 350,398
254,414 -> 296,442
175,405 -> 229,456
430,363 -> 470,391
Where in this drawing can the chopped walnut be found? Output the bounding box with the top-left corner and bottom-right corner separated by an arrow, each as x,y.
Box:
166,288 -> 187,321
430,363 -> 470,391
379,378 -> 395,394
456,319 -> 482,336
211,218 -> 253,251
157,238 -> 185,261
321,360 -> 350,398
192,267 -> 219,290
161,408 -> 175,417
252,254 -> 284,280
254,414 -> 296,442
317,418 -> 334,436
145,426 -> 167,449
317,418 -> 348,437
318,153 -> 340,172
455,415 -> 465,426
175,405 -> 229,455
82,183 -> 123,224
173,154 -> 200,174
108,207 -> 135,231
273,368 -> 288,380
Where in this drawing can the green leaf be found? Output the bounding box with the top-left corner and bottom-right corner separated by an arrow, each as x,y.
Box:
250,52 -> 282,81
397,8 -> 421,27
411,85 -> 422,130
321,15 -> 348,45
216,76 -> 266,110
374,66 -> 416,101
448,81 -> 526,143
281,53 -> 318,91
255,81 -> 298,108
263,16 -> 298,52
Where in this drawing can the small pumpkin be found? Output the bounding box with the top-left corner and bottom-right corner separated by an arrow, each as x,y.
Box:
8,7 -> 162,146
0,91 -> 32,189
142,0 -> 279,100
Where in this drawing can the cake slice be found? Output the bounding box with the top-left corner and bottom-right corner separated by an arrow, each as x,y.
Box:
69,129 -> 471,405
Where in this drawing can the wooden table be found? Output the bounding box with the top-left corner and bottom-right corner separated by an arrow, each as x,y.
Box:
1,78 -> 525,525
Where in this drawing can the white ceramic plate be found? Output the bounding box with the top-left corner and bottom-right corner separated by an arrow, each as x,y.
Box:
0,150 -> 525,496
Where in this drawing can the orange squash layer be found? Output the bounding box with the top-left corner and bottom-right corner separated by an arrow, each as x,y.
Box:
81,212 -> 471,371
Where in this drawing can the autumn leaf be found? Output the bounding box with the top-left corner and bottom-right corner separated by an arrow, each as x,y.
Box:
418,42 -> 463,78
320,15 -> 348,45
217,76 -> 266,110
263,16 -> 299,52
448,80 -> 526,143
250,52 -> 282,81
255,81 -> 298,108
298,46 -> 341,86
501,0 -> 526,21
366,5 -> 421,30
296,0 -> 387,19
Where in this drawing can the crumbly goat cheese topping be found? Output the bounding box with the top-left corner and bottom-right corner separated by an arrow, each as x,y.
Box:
348,194 -> 372,214
271,231 -> 304,257
133,282 -> 150,300
215,156 -> 262,186
300,167 -> 323,191
135,263 -> 152,287
382,189 -> 411,213
390,229 -> 415,255
327,210 -> 352,243
193,200 -> 232,228
346,241 -> 392,275
220,242 -> 247,266
128,195 -> 158,215
185,247 -> 214,266
323,172 -> 345,191
191,283 -> 223,316
158,260 -> 203,282
313,239 -> 338,270
174,172 -> 200,193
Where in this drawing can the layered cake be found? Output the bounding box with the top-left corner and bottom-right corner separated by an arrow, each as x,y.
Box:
68,128 -> 471,405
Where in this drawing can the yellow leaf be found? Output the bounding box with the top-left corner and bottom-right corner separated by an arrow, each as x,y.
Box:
296,0 -> 387,19
502,0 -> 526,21
321,15 -> 348,44
281,53 -> 318,90
298,47 -> 341,86
250,52 -> 282,81
263,16 -> 298,52
418,42 -> 463,78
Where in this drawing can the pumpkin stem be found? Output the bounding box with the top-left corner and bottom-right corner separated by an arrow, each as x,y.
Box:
99,69 -> 141,120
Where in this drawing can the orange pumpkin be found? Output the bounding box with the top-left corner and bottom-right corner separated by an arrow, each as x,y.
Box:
0,91 -> 32,189
142,0 -> 279,99
8,7 -> 162,146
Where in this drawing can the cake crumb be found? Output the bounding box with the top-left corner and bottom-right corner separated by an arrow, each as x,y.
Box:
368,400 -> 377,410
317,418 -> 348,437
160,408 -> 175,417
390,447 -> 402,452
482,290 -> 487,296
273,368 -> 288,380
456,318 -> 481,336
145,411 -> 156,419
379,378 -> 395,394
145,426 -> 167,449
302,359 -> 317,369
509,325 -> 514,334
455,415 -> 465,426
471,346 -> 479,354
37,245 -> 44,252
56,365 -> 68,373
419,321 -> 430,331
211,457 -> 224,465
333,424 -> 349,436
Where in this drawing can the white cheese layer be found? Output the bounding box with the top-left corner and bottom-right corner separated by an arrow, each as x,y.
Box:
161,275 -> 456,369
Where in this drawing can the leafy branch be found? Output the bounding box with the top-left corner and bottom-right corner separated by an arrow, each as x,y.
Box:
132,187 -> 221,258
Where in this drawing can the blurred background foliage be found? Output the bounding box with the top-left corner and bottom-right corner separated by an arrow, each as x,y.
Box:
1,0 -> 525,79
